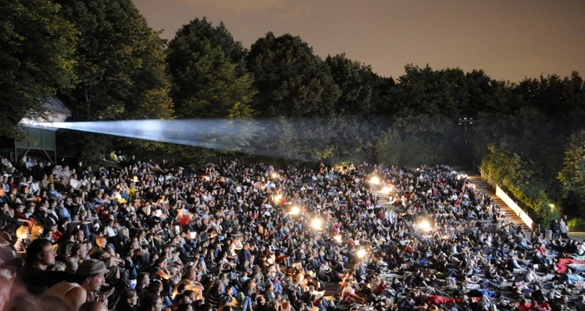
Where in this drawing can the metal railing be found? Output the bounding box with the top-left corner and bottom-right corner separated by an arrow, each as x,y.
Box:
478,167 -> 536,231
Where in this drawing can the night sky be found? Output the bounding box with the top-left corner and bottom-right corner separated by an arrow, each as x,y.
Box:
134,0 -> 585,82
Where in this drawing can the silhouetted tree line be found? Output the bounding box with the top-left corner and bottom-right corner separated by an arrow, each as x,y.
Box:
2,0 -> 585,225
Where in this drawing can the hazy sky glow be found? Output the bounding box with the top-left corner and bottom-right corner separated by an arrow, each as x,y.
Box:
134,0 -> 585,82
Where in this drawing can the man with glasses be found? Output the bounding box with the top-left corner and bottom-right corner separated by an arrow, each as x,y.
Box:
18,238 -> 68,296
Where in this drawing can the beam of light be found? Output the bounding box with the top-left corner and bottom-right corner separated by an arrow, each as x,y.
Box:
43,119 -> 307,160
38,117 -> 386,161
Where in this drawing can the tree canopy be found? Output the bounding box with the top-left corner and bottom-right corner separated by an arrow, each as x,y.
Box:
246,33 -> 341,118
0,0 -> 77,139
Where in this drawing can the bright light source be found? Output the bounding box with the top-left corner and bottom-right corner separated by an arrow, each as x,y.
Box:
274,194 -> 282,202
311,219 -> 322,230
290,206 -> 300,215
133,176 -> 138,182
357,249 -> 367,259
381,186 -> 391,194
549,204 -> 555,211
369,176 -> 380,185
271,172 -> 278,179
204,176 -> 210,181
419,220 -> 431,231
334,235 -> 342,243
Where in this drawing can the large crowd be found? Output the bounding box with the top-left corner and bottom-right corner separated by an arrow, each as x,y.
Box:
1,154 -> 585,311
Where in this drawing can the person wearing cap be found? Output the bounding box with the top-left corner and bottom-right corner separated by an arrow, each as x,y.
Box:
41,259 -> 110,311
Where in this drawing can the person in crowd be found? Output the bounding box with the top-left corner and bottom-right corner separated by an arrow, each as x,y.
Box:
18,238 -> 68,296
1,158 -> 582,311
41,259 -> 110,311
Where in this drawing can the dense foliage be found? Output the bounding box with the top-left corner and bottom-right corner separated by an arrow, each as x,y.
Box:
3,0 -> 585,227
0,0 -> 77,139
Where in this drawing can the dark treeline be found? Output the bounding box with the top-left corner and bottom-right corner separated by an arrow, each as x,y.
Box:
2,0 -> 585,226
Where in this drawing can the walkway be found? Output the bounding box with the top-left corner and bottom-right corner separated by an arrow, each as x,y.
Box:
462,170 -> 531,232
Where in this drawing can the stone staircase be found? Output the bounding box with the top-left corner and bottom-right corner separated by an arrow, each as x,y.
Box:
463,171 -> 532,233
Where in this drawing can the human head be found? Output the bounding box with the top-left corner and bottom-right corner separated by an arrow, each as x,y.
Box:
96,236 -> 107,248
141,294 -> 163,311
77,259 -> 109,292
71,243 -> 88,259
31,223 -> 44,236
26,239 -> 55,268
16,226 -> 30,240
79,301 -> 108,311
119,288 -> 138,306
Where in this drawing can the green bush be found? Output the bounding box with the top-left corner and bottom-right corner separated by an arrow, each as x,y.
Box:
481,144 -> 559,228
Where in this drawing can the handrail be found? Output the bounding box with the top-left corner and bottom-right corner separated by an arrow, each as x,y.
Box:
478,166 -> 535,231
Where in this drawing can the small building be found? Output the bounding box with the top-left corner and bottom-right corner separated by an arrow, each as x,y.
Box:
0,96 -> 71,164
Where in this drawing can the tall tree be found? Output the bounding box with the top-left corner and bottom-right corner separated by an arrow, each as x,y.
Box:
53,0 -> 174,163
165,19 -> 257,161
246,32 -> 341,118
325,54 -> 381,117
54,0 -> 174,122
166,19 -> 255,119
0,0 -> 77,139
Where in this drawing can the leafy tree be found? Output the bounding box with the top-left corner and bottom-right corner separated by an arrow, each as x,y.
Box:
54,0 -> 174,122
0,0 -> 77,139
166,30 -> 255,119
558,129 -> 585,197
172,18 -> 248,76
246,33 -> 341,118
393,65 -> 469,117
165,18 -> 257,161
325,54 -> 381,117
53,0 -> 174,163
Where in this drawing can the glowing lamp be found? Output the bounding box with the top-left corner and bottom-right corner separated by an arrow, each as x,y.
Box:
357,249 -> 367,259
311,219 -> 322,230
290,206 -> 300,215
419,220 -> 431,231
369,176 -> 380,185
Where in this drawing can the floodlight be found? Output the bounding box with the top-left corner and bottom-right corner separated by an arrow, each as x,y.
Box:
290,206 -> 300,215
419,220 -> 431,231
311,219 -> 322,230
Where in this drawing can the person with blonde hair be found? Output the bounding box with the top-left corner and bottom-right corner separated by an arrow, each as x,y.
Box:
14,226 -> 31,254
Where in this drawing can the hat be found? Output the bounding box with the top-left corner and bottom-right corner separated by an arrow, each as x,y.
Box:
77,259 -> 110,276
